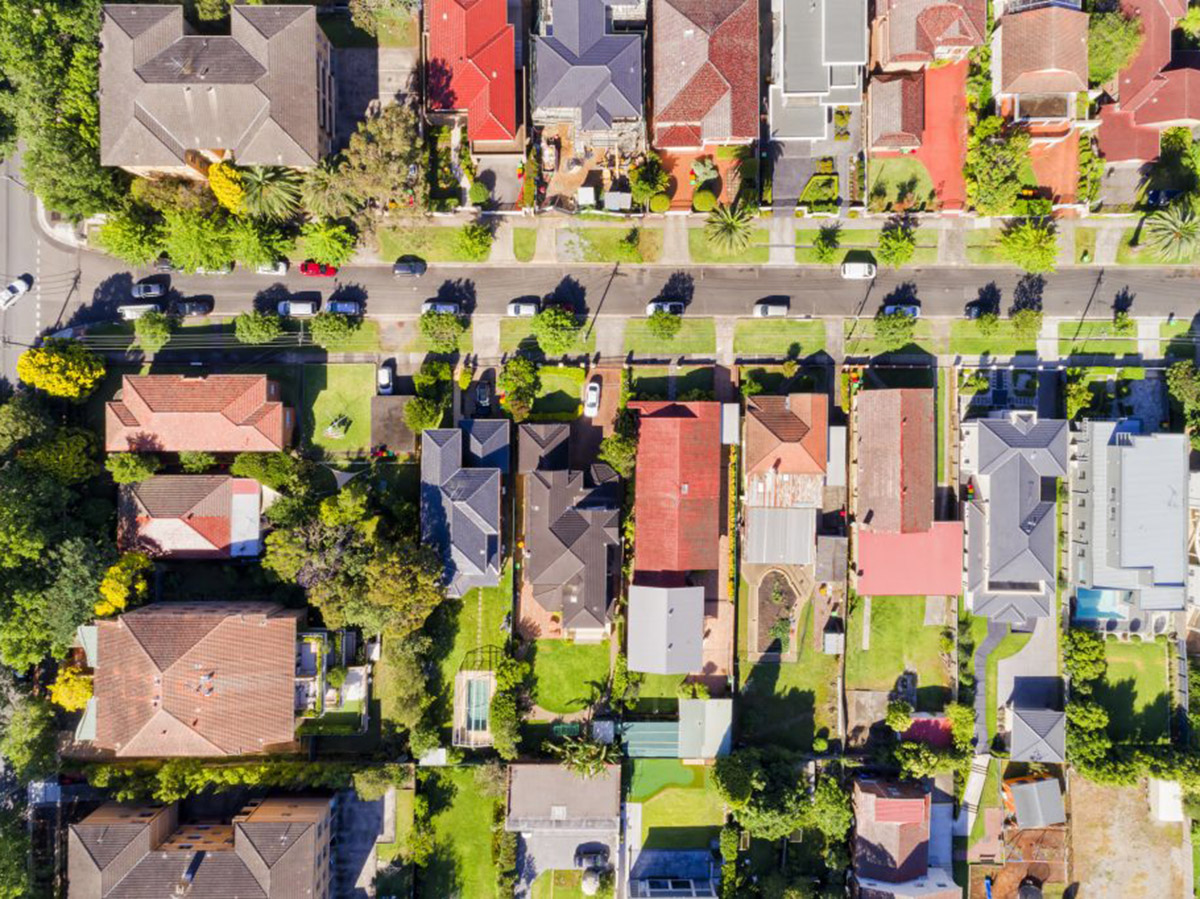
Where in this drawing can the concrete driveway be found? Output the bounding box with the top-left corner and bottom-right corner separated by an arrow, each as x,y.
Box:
995,615 -> 1061,712
476,155 -> 525,209
514,831 -> 617,898
569,365 -> 620,470
332,790 -> 387,899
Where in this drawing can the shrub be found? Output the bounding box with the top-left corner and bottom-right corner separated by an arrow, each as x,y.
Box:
96,552 -> 153,617
105,453 -> 161,485
178,451 -> 216,474
692,189 -> 717,213
207,162 -> 244,213
468,181 -> 490,206
646,309 -> 682,341
234,311 -> 283,345
649,193 -> 670,213
419,311 -> 467,353
134,311 -> 172,353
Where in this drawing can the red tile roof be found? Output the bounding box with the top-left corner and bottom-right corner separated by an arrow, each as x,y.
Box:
106,375 -> 294,453
629,401 -> 722,574
426,0 -> 518,143
119,476 -> 260,559
998,6 -> 1089,95
745,393 -> 828,476
855,389 -> 934,535
855,522 -> 963,596
876,0 -> 986,67
652,0 -> 759,148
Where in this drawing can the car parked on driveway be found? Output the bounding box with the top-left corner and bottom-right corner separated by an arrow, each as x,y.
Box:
583,381 -> 601,418
392,256 -> 427,278
882,303 -> 920,318
131,280 -> 165,300
377,361 -> 394,395
476,378 -> 492,409
300,261 -> 337,277
0,275 -> 32,310
327,299 -> 361,316
421,300 -> 460,315
646,300 -> 685,316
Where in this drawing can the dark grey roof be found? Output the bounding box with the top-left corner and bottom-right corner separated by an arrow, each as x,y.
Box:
422,429 -> 502,597
104,852 -> 267,899
1007,778 -> 1066,828
462,418 -> 511,472
533,0 -> 643,131
1010,707 -> 1066,764
518,423 -> 570,473
627,584 -> 704,675
526,470 -> 620,630
100,5 -> 324,168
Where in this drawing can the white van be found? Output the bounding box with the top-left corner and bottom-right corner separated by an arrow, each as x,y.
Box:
278,300 -> 318,317
118,303 -> 162,321
752,301 -> 788,317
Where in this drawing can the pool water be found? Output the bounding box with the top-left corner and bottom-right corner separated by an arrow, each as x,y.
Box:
1075,587 -> 1126,620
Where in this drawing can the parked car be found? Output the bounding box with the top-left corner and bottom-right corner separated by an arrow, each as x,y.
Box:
583,381 -> 601,418
840,261 -> 877,280
153,255 -> 181,274
300,261 -> 338,277
476,378 -> 492,409
646,300 -> 685,316
392,256 -> 427,278
171,297 -> 214,317
752,300 -> 788,317
256,260 -> 289,276
574,848 -> 608,870
327,299 -> 362,316
195,263 -> 233,275
117,303 -> 162,321
0,275 -> 32,310
421,300 -> 460,315
507,298 -> 539,317
377,361 -> 394,395
278,299 -> 318,317
882,303 -> 920,318
964,301 -> 989,320
131,280 -> 166,300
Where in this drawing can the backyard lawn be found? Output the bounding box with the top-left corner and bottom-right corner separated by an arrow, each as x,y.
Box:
569,227 -> 663,263
1096,640 -> 1171,743
513,227 -> 537,263
688,228 -> 770,264
948,319 -> 1039,356
629,760 -> 726,851
435,564 -> 513,726
303,363 -> 375,454
968,758 -> 1000,849
624,318 -> 717,357
843,319 -> 943,356
733,319 -> 827,358
867,157 -> 937,211
631,365 -> 713,400
531,365 -> 587,419
845,595 -> 951,711
985,628 -> 1032,742
418,767 -> 500,899
795,226 -> 938,265
1058,321 -> 1139,357
531,639 -> 610,715
634,673 -> 687,716
378,226 -> 490,263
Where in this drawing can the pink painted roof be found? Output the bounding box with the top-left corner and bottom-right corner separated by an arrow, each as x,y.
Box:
855,521 -> 963,596
426,0 -> 517,143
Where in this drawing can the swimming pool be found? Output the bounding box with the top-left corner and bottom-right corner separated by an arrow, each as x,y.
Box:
1075,587 -> 1127,620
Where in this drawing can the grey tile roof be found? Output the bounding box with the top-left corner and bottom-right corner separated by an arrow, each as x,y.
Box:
462,418 -> 511,472
422,428 -> 502,597
745,506 -> 817,565
100,5 -> 324,168
506,764 -> 621,831
627,584 -> 704,674
532,0 -> 643,131
1010,707 -> 1066,764
518,423 -> 570,473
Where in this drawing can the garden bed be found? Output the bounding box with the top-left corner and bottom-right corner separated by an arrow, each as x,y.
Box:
755,571 -> 798,654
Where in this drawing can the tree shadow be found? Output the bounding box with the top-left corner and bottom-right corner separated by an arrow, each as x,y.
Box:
252,283 -> 291,314
67,272 -> 135,327
1112,286 -> 1135,316
975,282 -> 1002,315
1011,274 -> 1046,314
548,275 -> 586,314
1096,675 -> 1171,743
329,281 -> 369,313
434,278 -> 477,315
881,281 -> 919,306
656,271 -> 695,305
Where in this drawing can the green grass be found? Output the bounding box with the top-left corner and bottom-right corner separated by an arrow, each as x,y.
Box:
1115,227 -> 1181,265
1057,321 -> 1140,357
629,365 -> 714,400
634,673 -> 687,715
533,365 -> 587,418
965,228 -> 1005,265
843,319 -> 942,356
376,785 -> 415,865
624,318 -> 717,357
378,226 -> 490,263
1162,320 -> 1194,358
296,710 -> 363,735
405,320 -> 473,355
569,227 -> 663,263
1096,640 -> 1171,743
733,319 -> 827,357
513,227 -> 537,263
435,563 -> 513,726
795,227 -> 938,265
968,758 -> 1000,848
984,628 -> 1032,742
868,157 -> 937,211
948,319 -> 1039,356
531,640 -> 610,715
303,363 -> 376,454
845,595 -> 952,711
320,9 -> 416,47
499,319 -> 595,357
688,228 -> 770,264
316,319 -> 381,353
1076,226 -> 1098,264
630,760 -> 726,850
531,870 -> 585,899
419,767 -> 499,899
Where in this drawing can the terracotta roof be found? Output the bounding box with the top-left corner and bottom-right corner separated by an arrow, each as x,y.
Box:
855,389 -> 934,534
652,0 -> 759,147
745,393 -> 828,476
92,602 -> 300,757
998,6 -> 1089,95
870,72 -> 925,149
629,402 -> 722,574
119,476 -> 260,559
853,779 -> 931,883
426,0 -> 518,143
855,522 -> 964,596
106,375 -> 293,452
877,0 -> 985,66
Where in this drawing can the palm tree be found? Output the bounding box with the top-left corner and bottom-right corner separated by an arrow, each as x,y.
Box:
1143,203 -> 1200,263
240,166 -> 302,221
704,202 -> 755,255
301,158 -> 359,220
545,735 -> 620,779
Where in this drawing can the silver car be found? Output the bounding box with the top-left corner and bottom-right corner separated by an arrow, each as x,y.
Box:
131,281 -> 165,300
422,301 -> 460,315
583,381 -> 601,418
0,275 -> 32,311
256,261 -> 288,276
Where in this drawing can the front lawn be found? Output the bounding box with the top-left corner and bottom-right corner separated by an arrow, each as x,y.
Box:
624,317 -> 717,357
1161,320 -> 1194,358
1115,227 -> 1184,265
303,363 -> 376,454
378,226 -> 490,263
569,227 -> 663,263
965,228 -> 1005,265
532,365 -> 587,419
688,228 -> 771,264
513,227 -> 537,263
867,157 -> 937,212
500,319 -> 596,357
1096,639 -> 1171,743
629,760 -> 726,851
795,227 -> 938,265
406,320 -> 474,354
630,365 -> 714,400
733,319 -> 827,357
845,595 -> 951,711
1057,321 -> 1139,357
948,319 -> 1038,356
531,871 -> 585,899
530,639 -> 610,715
843,319 -> 942,356
435,563 -> 513,727
1076,226 -> 1098,264
418,767 -> 500,899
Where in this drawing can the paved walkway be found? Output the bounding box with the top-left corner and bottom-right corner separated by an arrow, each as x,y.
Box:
972,620 -> 1007,749
954,754 -> 992,838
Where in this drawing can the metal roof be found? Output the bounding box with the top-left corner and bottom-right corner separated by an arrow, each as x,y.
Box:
627,584 -> 704,675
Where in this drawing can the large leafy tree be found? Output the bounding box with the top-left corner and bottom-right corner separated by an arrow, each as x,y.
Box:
999,219 -> 1058,273
234,311 -> 284,345
0,810 -> 31,899
546,735 -> 620,778
1143,203 -> 1200,263
240,166 -> 303,221
498,354 -> 541,407
227,216 -> 294,268
134,311 -> 173,353
0,392 -> 52,456
531,306 -> 581,356
350,540 -> 446,636
309,312 -> 360,349
160,208 -> 234,272
95,208 -> 162,265
964,115 -> 1031,215
301,157 -> 360,219
0,695 -> 56,782
105,452 -> 161,485
873,310 -> 917,352
17,428 -> 101,484
17,340 -> 105,400
1088,12 -> 1143,86
340,104 -> 427,212
300,219 -> 357,266
877,219 -> 917,267
713,749 -> 812,841
418,311 -> 466,353
403,396 -> 445,435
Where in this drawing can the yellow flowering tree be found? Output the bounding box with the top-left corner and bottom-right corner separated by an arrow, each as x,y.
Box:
208,162 -> 245,214
49,665 -> 93,712
96,552 -> 152,617
17,340 -> 105,401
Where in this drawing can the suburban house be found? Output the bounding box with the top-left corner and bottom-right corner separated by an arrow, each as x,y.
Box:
118,476 -> 263,558
531,0 -> 644,150
505,765 -> 621,870
421,425 -> 506,598
961,410 -> 1069,626
424,0 -> 522,153
767,0 -> 867,143
620,697 -> 733,759
1002,776 -> 1067,828
743,393 -> 829,566
993,0 -> 1088,125
517,422 -> 571,473
1070,423 -> 1189,628
651,0 -> 759,150
1008,705 -> 1066,763
852,779 -> 958,899
627,583 -> 705,674
853,390 -> 963,596
105,374 -> 295,453
69,795 -> 334,899
99,4 -> 334,178
1097,0 -> 1197,162
77,602 -> 303,757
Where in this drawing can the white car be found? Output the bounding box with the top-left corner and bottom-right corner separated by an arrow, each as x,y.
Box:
646,300 -> 685,316
278,300 -> 318,317
752,301 -> 787,317
0,275 -> 32,310
507,298 -> 539,317
840,261 -> 877,280
256,261 -> 288,276
583,381 -> 601,418
377,362 -> 394,395
422,301 -> 460,315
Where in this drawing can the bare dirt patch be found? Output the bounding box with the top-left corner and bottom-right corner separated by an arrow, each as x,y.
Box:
756,571 -> 798,654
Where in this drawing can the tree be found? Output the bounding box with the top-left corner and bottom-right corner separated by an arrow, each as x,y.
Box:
161,208 -> 234,272
0,466 -> 72,570
598,431 -> 637,478
230,452 -> 306,492
1066,701 -> 1113,767
999,219 -> 1058,273
808,776 -> 853,843
545,734 -> 621,778
646,309 -> 683,341
531,306 -> 581,356
17,339 -> 105,400
105,453 -> 161,485
309,312 -> 360,349
195,0 -> 232,19
302,157 -> 360,219
354,540 -> 446,636
179,451 -> 216,474
1143,203 -> 1200,263
300,218 -> 357,266
877,219 -> 916,267
207,162 -> 245,213
227,216 -> 294,269
1063,628 -> 1107,692
1011,307 -> 1044,343
240,166 -> 302,221
975,311 -> 999,337
0,811 -> 31,899
1065,368 -> 1094,420
1183,6 -> 1200,43
96,552 -> 153,617
705,203 -> 755,255
50,664 -> 92,711
456,221 -> 494,262
813,223 -> 841,263
964,115 -> 1032,215
1112,310 -> 1135,337
0,392 -> 52,455
340,104 -> 427,212
377,634 -> 435,737
885,699 -> 913,732
1088,12 -> 1143,86
349,0 -> 418,35
0,695 -> 56,781
1168,360 -> 1200,411
873,310 -> 917,351
403,397 -> 445,435
468,181 -> 490,207
134,310 -> 173,353
95,208 -> 162,265
713,749 -> 811,840
498,355 -> 541,407
418,311 -> 467,354
234,310 -> 284,345
630,153 -> 670,207
17,428 -> 100,484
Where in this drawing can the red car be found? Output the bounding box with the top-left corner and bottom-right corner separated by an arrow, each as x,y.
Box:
300,260 -> 338,277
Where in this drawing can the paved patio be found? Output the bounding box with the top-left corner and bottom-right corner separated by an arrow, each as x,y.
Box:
915,60 -> 969,210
